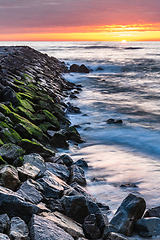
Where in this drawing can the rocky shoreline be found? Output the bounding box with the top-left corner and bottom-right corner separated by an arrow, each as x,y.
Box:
0,46 -> 159,240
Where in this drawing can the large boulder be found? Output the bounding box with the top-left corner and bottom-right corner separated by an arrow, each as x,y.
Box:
46,162 -> 70,182
78,64 -> 89,73
105,193 -> 146,237
0,214 -> 10,234
0,165 -> 20,191
144,206 -> 160,218
65,126 -> 84,143
51,133 -> 69,149
83,214 -> 101,239
0,143 -> 25,164
135,217 -> 160,237
17,162 -> 41,181
70,64 -> 79,72
60,154 -> 74,167
69,165 -> 86,186
40,211 -> 85,238
9,217 -> 29,240
29,214 -> 74,240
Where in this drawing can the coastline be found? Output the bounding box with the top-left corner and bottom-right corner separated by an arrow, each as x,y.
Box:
0,45 -> 159,239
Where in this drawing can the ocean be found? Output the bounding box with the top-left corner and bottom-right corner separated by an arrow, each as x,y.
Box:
2,41 -> 160,224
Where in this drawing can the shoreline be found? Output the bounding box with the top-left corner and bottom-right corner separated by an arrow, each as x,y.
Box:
0,46 -> 159,239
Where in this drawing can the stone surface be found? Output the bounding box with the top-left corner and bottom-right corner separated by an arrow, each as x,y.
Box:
0,186 -> 39,223
0,143 -> 25,163
45,162 -> 70,182
17,181 -> 43,204
0,165 -> 20,191
70,64 -> 79,72
45,198 -> 64,213
83,214 -> 101,239
71,182 -> 97,202
29,214 -> 74,240
65,126 -> 84,143
75,158 -> 88,169
107,119 -> 123,124
40,211 -> 85,238
69,165 -> 86,186
23,153 -> 45,176
135,217 -> 160,237
108,193 -> 146,237
0,233 -> 10,240
9,216 -> 30,240
60,154 -> 74,167
78,64 -> 90,73
105,232 -> 130,240
0,214 -> 10,234
17,162 -> 41,181
51,133 -> 69,149
144,206 -> 160,218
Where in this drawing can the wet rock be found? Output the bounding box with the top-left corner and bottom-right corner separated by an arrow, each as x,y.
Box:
17,181 -> 43,204
60,154 -> 74,167
75,158 -> 88,169
144,206 -> 160,218
83,214 -> 101,239
96,67 -> 104,71
69,165 -> 86,186
26,178 -> 44,192
97,202 -> 110,212
0,233 -> 10,240
70,64 -> 79,72
71,182 -> 97,202
106,193 -> 146,236
65,126 -> 84,143
0,143 -> 25,164
67,102 -> 81,114
9,216 -> 29,240
120,183 -> 138,188
45,198 -> 64,213
61,195 -> 103,224
40,211 -> 85,238
1,86 -> 19,106
107,119 -> 123,124
46,162 -> 70,182
78,64 -> 90,73
92,177 -> 107,182
135,217 -> 160,237
0,165 -> 20,191
51,133 -> 69,149
17,162 -> 41,181
0,186 -> 39,223
29,214 -> 74,240
70,93 -> 78,99
45,156 -> 64,164
0,214 -> 10,234
105,232 -> 130,240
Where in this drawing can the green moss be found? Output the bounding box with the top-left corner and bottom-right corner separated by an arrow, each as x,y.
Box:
0,155 -> 7,165
38,122 -> 55,132
16,93 -> 35,112
43,110 -> 60,129
16,106 -> 35,121
0,139 -> 4,146
23,73 -> 33,82
39,100 -> 53,111
14,78 -> 25,85
0,121 -> 9,129
0,104 -> 11,115
17,92 -> 33,101
1,128 -> 22,144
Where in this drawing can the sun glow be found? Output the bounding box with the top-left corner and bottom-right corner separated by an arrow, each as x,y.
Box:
122,39 -> 127,43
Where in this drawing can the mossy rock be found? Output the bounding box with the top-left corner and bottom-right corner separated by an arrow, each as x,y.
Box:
9,112 -> 43,140
16,93 -> 35,112
23,73 -> 33,82
0,127 -> 22,144
16,106 -> 35,122
0,112 -> 5,121
0,156 -> 7,165
14,78 -> 26,85
39,100 -> 53,111
43,110 -> 60,130
54,111 -> 71,126
51,133 -> 69,149
38,122 -> 57,132
17,92 -> 34,101
0,143 -> 25,163
65,126 -> 84,143
0,104 -> 11,116
0,139 -> 4,146
0,121 -> 10,129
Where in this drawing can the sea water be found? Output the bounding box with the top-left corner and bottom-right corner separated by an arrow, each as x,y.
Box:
2,41 -> 160,234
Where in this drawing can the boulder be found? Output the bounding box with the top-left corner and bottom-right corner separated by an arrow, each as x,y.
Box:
40,211 -> 85,238
46,162 -> 70,182
144,206 -> 160,218
61,195 -> 103,224
83,214 -> 101,239
75,158 -> 88,169
106,193 -> 146,237
107,119 -> 123,124
0,143 -> 25,164
17,181 -> 43,204
0,233 -> 10,240
26,178 -> 44,192
29,214 -> 74,240
135,217 -> 160,237
65,126 -> 84,143
9,217 -> 29,240
69,165 -> 86,186
0,165 -> 20,191
0,214 -> 10,234
70,64 -> 79,72
0,186 -> 39,223
60,154 -> 74,167
51,133 -> 69,149
17,162 -> 41,181
45,198 -> 64,213
105,232 -> 130,240
45,155 -> 64,164
78,64 -> 89,73
1,86 -> 19,106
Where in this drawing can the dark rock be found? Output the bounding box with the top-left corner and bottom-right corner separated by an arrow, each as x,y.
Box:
83,214 -> 101,239
61,195 -> 103,224
14,123 -> 32,139
0,214 -> 10,234
26,178 -> 44,192
92,177 -> 106,182
97,202 -> 110,212
51,133 -> 69,149
0,186 -> 39,223
1,86 -> 19,106
69,165 -> 86,186
107,119 -> 123,124
44,156 -> 64,164
29,214 -> 74,240
0,233 -> 10,239
144,206 -> 160,218
65,126 -> 84,143
0,165 -> 20,191
96,67 -> 104,71
45,198 -> 64,213
70,64 -> 80,72
9,216 -> 29,240
135,217 -> 160,237
46,162 -> 70,182
78,65 -> 90,73
67,102 -> 81,114
17,162 -> 41,181
106,232 -> 130,240
17,181 -> 43,204
0,143 -> 25,164
107,193 -> 146,236
60,154 -> 74,167
70,93 -> 78,99
75,158 -> 88,169
120,183 -> 138,188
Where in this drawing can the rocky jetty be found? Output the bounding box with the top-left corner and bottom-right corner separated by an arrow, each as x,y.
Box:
0,46 -> 159,240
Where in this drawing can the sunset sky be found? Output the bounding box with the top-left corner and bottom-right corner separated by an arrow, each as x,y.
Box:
0,0 -> 160,41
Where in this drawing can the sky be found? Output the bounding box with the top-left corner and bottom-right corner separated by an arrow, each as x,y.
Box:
0,0 -> 160,41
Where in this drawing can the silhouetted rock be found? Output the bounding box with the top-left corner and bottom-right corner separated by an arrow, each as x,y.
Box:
107,119 -> 123,124
144,206 -> 160,218
60,154 -> 74,167
78,64 -> 89,73
51,133 -> 69,149
75,158 -> 88,169
135,217 -> 160,237
70,64 -> 79,72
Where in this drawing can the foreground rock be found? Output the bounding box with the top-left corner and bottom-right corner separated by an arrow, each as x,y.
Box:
144,206 -> 160,218
45,162 -> 70,182
0,165 -> 20,190
105,232 -> 130,240
0,214 -> 10,234
135,217 -> 160,237
0,233 -> 10,239
70,64 -> 89,73
69,165 -> 86,186
9,217 -> 29,240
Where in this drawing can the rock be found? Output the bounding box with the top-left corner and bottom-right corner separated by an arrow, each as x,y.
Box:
92,177 -> 106,182
78,65 -> 89,73
45,198 -> 64,213
96,67 -> 104,71
83,214 -> 101,239
17,181 -> 43,204
9,216 -> 29,240
120,183 -> 138,188
61,195 -> 103,224
0,143 -> 25,164
70,93 -> 78,99
0,233 -> 10,240
65,126 -> 84,143
0,214 -> 10,234
0,186 -> 39,223
29,214 -> 74,240
70,64 -> 79,72
75,158 -> 88,169
40,211 -> 85,238
0,165 -> 20,191
107,193 -> 146,236
144,206 -> 160,218
67,102 -> 81,114
107,119 -> 123,124
51,133 -> 69,149
69,165 -> 86,186
105,232 -> 130,240
17,162 -> 41,181
60,154 -> 74,167
22,153 -> 46,176
1,86 -> 19,106
135,217 -> 160,237
46,162 -> 70,182
26,178 -> 44,192
36,202 -> 51,213
97,202 -> 110,213
45,156 -> 64,164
